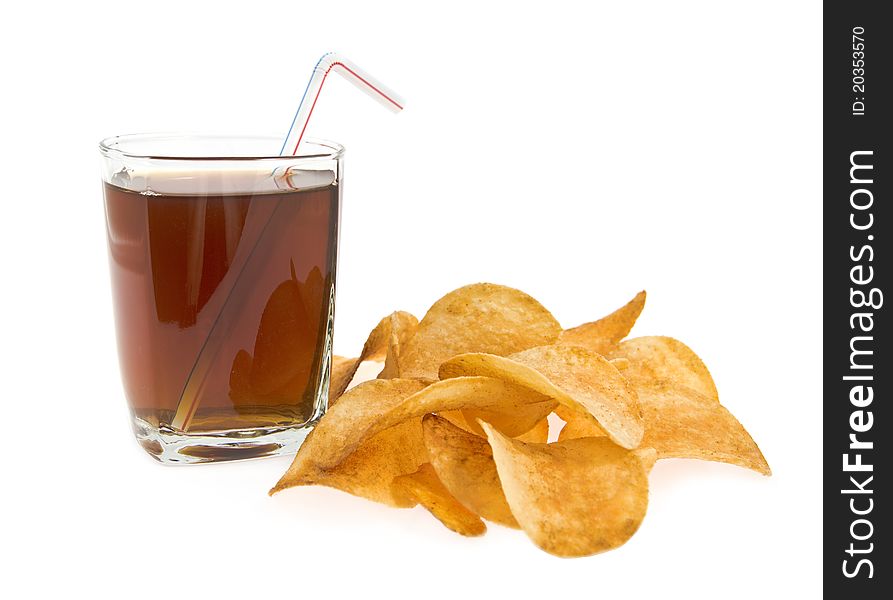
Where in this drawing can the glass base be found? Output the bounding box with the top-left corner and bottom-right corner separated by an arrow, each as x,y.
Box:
132,415 -> 314,465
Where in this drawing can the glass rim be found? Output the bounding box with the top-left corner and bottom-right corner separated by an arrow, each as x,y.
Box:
98,133 -> 344,162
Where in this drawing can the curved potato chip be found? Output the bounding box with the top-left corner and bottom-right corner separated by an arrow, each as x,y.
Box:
557,408 -> 607,441
610,357 -> 630,371
399,283 -> 562,380
272,379 -> 428,494
515,417 -> 550,443
440,346 -> 643,449
636,386 -> 770,475
460,398 -> 556,438
435,410 -> 476,433
481,422 -> 651,557
558,291 -> 646,354
611,337 -> 768,475
379,311 -> 420,379
362,311 -> 417,363
394,463 -> 487,537
422,415 -> 519,528
634,447 -> 659,474
271,417 -> 428,507
436,410 -> 551,444
552,403 -> 580,423
329,355 -> 359,404
554,398 -> 606,441
329,311 -> 419,401
292,376 -> 553,472
611,336 -> 718,401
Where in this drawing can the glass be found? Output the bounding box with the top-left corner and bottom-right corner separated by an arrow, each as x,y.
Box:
100,134 -> 343,464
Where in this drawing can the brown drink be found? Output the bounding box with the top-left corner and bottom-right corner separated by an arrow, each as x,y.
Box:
100,135 -> 343,463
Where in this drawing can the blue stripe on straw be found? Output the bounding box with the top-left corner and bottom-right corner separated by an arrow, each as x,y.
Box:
279,52 -> 334,156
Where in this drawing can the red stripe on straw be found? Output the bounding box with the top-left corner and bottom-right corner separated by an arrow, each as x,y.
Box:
291,61 -> 403,155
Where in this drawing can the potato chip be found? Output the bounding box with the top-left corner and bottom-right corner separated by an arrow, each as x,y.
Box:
271,418 -> 427,507
271,379 -> 428,496
460,399 -> 556,438
379,311 -> 420,379
481,422 -> 651,557
610,337 -> 769,475
515,417 -> 550,443
610,357 -> 630,371
422,415 -> 519,528
270,284 -> 770,557
551,403 -> 579,423
435,410 -> 476,433
290,376 -> 553,473
328,311 -> 419,400
440,346 -> 643,449
361,311 -> 416,363
329,355 -> 359,403
394,463 -> 487,536
436,409 -> 550,443
398,283 -> 562,380
553,396 -> 606,442
558,291 -> 646,354
612,336 -> 718,400
372,376 -> 553,444
557,408 -> 606,441
635,386 -> 770,475
634,447 -> 658,474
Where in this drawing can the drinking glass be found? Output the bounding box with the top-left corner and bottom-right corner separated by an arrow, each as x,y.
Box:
100,134 -> 342,464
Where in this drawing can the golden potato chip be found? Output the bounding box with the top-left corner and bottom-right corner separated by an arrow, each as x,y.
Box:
554,398 -> 606,441
612,336 -> 718,400
634,447 -> 658,474
379,311 -> 420,379
435,410 -> 550,443
371,376 -> 553,444
393,463 -> 487,537
557,408 -> 607,441
481,422 -> 651,557
552,403 -> 579,423
328,311 -> 419,400
270,284 -> 771,557
422,415 -> 519,528
398,283 -> 562,380
290,376 -> 553,473
558,291 -> 646,354
271,417 -> 427,507
460,399 -> 556,438
610,337 -> 769,475
440,346 -> 643,449
272,379 -> 428,495
515,417 -> 550,443
329,355 -> 359,404
361,311 -> 417,363
636,386 -> 770,475
435,410 -> 476,433
610,357 -> 630,371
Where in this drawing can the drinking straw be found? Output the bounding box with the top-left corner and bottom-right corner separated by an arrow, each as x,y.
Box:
171,53 -> 404,432
279,52 -> 405,156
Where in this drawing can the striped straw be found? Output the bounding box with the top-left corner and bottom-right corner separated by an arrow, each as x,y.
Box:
280,52 -> 405,156
169,54 -> 404,433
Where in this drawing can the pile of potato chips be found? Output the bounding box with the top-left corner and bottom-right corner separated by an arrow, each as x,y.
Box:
271,283 -> 770,557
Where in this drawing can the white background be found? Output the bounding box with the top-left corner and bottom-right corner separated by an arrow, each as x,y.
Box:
1,1 -> 821,597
